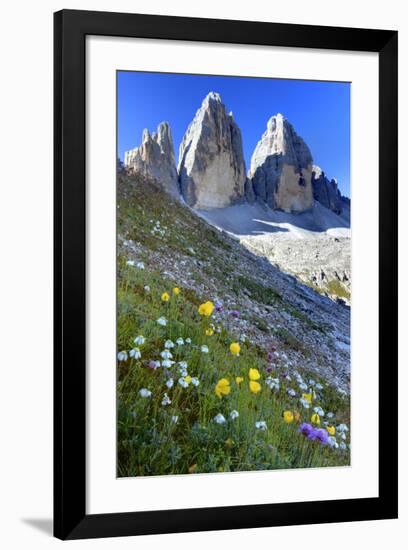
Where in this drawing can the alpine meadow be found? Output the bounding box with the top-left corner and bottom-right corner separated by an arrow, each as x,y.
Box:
117,73 -> 351,477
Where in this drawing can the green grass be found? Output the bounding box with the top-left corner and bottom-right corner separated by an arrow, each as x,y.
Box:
116,173 -> 350,477
117,267 -> 350,477
326,279 -> 351,301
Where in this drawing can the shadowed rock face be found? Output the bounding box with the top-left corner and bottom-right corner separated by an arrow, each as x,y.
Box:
178,92 -> 246,210
312,165 -> 343,215
249,114 -> 314,213
124,122 -> 179,198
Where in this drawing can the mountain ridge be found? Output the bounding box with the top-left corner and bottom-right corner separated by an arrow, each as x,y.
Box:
124,91 -> 350,215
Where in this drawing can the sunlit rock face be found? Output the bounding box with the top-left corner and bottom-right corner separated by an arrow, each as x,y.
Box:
124,122 -> 179,198
311,165 -> 343,215
178,92 -> 247,210
249,114 -> 314,213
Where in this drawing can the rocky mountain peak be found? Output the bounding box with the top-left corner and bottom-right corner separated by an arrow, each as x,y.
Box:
203,91 -> 222,105
124,121 -> 179,198
249,114 -> 314,213
312,165 -> 343,215
178,92 -> 246,209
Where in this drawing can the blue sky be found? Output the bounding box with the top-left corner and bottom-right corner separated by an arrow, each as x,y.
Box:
117,71 -> 350,197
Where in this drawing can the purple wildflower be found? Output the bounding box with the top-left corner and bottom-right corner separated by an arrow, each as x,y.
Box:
307,429 -> 319,441
299,422 -> 314,437
267,351 -> 275,361
314,428 -> 329,445
265,366 -> 274,373
299,423 -> 329,445
148,360 -> 160,370
215,301 -> 223,312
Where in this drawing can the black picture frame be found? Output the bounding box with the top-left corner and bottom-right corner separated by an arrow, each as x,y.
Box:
54,9 -> 398,540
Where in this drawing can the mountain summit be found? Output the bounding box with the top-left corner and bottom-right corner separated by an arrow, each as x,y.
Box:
124,121 -> 179,198
248,114 -> 314,213
178,92 -> 247,209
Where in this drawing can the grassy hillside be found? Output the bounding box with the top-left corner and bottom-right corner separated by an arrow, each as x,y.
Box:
117,172 -> 350,477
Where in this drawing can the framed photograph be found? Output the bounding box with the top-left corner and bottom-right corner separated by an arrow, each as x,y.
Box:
54,9 -> 398,540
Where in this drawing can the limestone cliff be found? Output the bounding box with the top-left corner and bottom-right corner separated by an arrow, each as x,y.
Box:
124,122 -> 179,198
249,114 -> 314,213
178,92 -> 246,209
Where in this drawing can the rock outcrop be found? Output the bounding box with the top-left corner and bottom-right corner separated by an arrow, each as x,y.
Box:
124,122 -> 179,198
178,92 -> 246,209
312,165 -> 343,215
249,114 -> 314,213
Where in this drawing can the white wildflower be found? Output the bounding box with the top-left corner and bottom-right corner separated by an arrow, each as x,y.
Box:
178,377 -> 189,388
166,378 -> 174,389
139,388 -> 151,398
230,410 -> 239,420
337,423 -> 349,432
287,388 -> 297,397
313,406 -> 325,417
129,348 -> 141,359
161,393 -> 171,406
160,350 -> 173,360
126,260 -> 135,266
156,317 -> 167,326
327,436 -> 339,449
164,339 -> 175,349
144,285 -> 150,293
134,335 -> 145,346
255,420 -> 267,431
176,338 -> 184,346
117,351 -> 128,361
214,413 -> 226,424
185,338 -> 192,344
266,377 -> 280,391
171,415 -> 179,424
191,377 -> 200,387
136,262 -> 145,270
201,345 -> 209,353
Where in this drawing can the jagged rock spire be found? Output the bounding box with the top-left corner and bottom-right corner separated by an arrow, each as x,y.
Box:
312,165 -> 343,215
124,121 -> 179,198
178,92 -> 246,209
249,114 -> 314,213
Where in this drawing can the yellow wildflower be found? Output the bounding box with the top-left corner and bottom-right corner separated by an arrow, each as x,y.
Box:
205,327 -> 214,336
198,301 -> 215,317
283,411 -> 294,423
230,342 -> 241,356
249,368 -> 260,381
327,425 -> 336,436
173,287 -> 180,295
302,393 -> 313,404
249,380 -> 261,394
311,413 -> 320,425
161,292 -> 170,302
215,378 -> 231,398
235,376 -> 244,385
